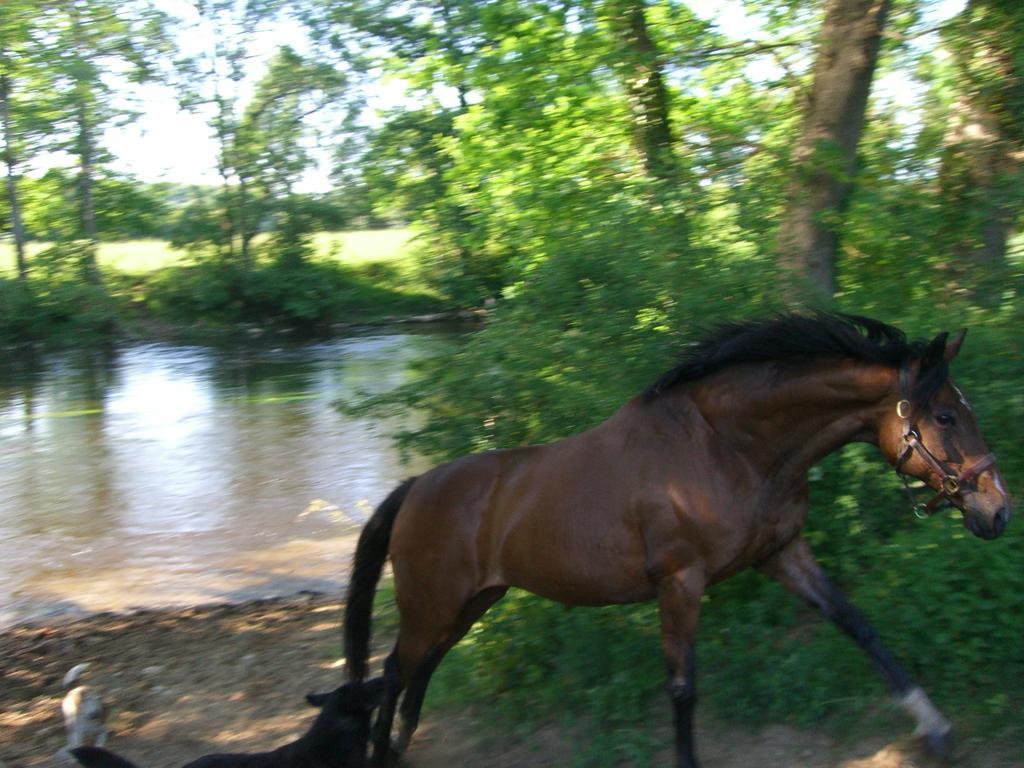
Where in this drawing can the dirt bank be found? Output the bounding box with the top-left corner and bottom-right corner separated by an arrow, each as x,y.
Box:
1,594 -> 1018,768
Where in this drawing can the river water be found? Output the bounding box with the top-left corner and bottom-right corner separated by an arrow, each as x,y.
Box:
0,330 -> 457,629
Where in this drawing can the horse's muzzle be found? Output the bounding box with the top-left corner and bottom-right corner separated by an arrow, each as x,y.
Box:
964,504 -> 1010,540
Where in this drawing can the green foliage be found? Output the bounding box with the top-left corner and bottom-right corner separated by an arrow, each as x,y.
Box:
166,190 -> 233,252
0,242 -> 118,344
0,230 -> 439,345
18,170 -> 171,241
144,249 -> 440,329
173,4 -> 356,270
430,593 -> 666,765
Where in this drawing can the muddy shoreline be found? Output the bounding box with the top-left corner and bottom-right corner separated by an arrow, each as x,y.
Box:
1,593 -> 350,768
1,593 -> 1019,768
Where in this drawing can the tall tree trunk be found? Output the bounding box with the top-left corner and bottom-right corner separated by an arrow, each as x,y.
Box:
938,0 -> 1023,298
606,0 -> 676,184
76,99 -> 98,247
776,0 -> 891,305
940,95 -> 1019,267
0,70 -> 28,281
605,0 -> 688,252
438,0 -> 476,267
75,99 -> 102,284
214,90 -> 238,263
238,175 -> 253,271
70,4 -> 101,285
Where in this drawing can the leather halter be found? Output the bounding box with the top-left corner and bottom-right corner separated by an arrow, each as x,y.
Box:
894,363 -> 997,518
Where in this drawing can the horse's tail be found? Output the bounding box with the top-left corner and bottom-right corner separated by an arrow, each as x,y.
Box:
344,476 -> 417,682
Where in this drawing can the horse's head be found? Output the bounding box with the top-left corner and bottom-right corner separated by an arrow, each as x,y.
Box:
880,329 -> 1011,539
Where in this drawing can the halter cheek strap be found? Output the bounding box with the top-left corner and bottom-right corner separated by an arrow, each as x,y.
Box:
894,364 -> 997,518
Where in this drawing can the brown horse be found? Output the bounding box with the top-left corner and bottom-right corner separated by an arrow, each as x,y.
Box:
343,313 -> 1011,767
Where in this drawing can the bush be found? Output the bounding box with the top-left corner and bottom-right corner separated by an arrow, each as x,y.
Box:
143,252 -> 442,330
0,243 -> 120,346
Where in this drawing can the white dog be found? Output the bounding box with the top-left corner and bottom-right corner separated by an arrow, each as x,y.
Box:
62,663 -> 108,749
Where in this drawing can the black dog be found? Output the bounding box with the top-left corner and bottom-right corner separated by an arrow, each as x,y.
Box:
70,678 -> 386,768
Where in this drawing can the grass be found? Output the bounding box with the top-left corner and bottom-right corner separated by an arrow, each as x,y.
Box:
311,230 -> 415,267
0,229 -> 416,277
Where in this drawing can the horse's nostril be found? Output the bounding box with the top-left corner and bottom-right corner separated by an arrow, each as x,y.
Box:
992,507 -> 1009,536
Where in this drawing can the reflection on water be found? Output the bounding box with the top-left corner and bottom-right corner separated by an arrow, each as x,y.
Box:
0,331 -> 456,628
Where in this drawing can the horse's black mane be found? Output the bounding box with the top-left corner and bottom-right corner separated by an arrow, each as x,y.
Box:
643,312 -> 932,401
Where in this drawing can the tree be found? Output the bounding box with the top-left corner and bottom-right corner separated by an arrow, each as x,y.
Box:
0,0 -> 37,280
776,0 -> 892,304
32,0 -> 173,283
605,0 -> 677,184
177,0 -> 283,266
603,0 -> 693,254
1,66 -> 29,281
307,0 -> 493,300
315,1 -> 711,301
233,46 -> 348,265
177,2 -> 350,266
937,0 -> 1024,288
15,169 -> 168,242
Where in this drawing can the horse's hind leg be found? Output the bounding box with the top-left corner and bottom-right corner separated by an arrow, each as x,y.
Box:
657,567 -> 705,768
394,586 -> 508,754
371,650 -> 404,767
371,585 -> 508,765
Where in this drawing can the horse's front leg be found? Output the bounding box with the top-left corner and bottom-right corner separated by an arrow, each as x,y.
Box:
657,567 -> 705,768
759,536 -> 952,758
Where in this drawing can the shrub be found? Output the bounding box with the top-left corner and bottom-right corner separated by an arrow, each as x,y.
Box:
0,243 -> 120,346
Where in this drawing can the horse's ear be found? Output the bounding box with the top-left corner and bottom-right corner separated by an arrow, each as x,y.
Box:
944,328 -> 967,362
920,331 -> 949,373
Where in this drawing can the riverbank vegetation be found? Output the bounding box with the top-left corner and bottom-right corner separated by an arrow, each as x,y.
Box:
2,0 -> 1023,763
0,229 -> 444,342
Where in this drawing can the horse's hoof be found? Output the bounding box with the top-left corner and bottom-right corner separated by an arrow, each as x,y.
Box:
392,732 -> 411,756
922,728 -> 954,763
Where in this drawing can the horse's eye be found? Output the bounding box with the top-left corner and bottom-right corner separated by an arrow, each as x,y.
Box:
936,412 -> 956,427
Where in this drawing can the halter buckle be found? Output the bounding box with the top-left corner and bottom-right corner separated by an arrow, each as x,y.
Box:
942,476 -> 961,495
896,399 -> 912,419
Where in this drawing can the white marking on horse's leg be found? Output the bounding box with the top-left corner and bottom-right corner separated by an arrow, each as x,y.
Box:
899,686 -> 951,737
